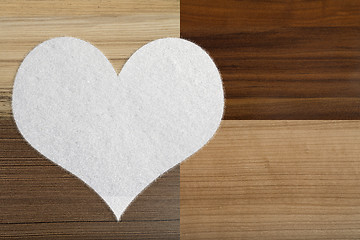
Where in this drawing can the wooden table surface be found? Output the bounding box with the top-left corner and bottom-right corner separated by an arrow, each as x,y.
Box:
1,0 -> 360,239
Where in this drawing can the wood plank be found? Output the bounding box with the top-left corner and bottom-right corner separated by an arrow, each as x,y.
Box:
0,0 -> 179,238
225,98 -> 360,120
0,0 -> 178,17
0,221 -> 179,240
181,0 -> 360,119
0,117 -> 179,238
181,120 -> 360,239
0,15 -> 179,89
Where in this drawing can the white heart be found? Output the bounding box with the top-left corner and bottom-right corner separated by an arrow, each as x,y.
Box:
12,37 -> 224,221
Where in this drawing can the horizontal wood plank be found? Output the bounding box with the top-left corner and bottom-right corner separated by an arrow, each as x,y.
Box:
0,0 -> 179,17
181,0 -> 360,119
0,221 -> 179,240
181,120 -> 360,239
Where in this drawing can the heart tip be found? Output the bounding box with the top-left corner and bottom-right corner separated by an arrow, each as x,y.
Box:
114,212 -> 122,222
103,196 -> 132,222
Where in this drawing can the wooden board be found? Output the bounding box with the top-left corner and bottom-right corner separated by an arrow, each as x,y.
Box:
0,0 -> 180,239
180,0 -> 360,119
181,120 -> 360,240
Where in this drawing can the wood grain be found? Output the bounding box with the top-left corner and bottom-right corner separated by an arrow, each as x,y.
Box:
181,0 -> 360,119
181,120 -> 360,240
0,0 -> 179,239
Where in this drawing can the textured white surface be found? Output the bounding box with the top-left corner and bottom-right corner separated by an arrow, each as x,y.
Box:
12,37 -> 224,221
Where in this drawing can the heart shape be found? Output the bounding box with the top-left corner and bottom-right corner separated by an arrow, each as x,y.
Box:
12,37 -> 224,221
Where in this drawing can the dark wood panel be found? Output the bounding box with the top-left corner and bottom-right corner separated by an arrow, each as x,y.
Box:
0,221 -> 179,240
226,98 -> 360,120
0,117 -> 179,239
181,0 -> 360,119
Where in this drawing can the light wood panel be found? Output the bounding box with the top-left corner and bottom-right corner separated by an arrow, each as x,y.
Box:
0,0 -> 179,117
0,0 -> 179,239
181,120 -> 360,239
1,0 -> 179,17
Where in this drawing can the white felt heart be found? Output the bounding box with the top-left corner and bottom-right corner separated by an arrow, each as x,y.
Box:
12,37 -> 224,221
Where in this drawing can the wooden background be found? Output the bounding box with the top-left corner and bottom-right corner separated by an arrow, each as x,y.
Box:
1,0 -> 360,239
